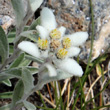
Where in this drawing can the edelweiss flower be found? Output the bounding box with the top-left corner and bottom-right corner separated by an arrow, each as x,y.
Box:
18,7 -> 88,81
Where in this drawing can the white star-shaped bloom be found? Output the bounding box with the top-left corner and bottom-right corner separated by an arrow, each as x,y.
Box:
18,7 -> 88,82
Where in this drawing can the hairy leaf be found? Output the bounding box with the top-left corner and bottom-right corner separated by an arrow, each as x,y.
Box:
0,104 -> 11,110
9,53 -> 25,68
0,68 -> 22,81
22,68 -> 34,94
20,30 -> 39,42
2,79 -> 12,87
25,55 -> 44,63
11,0 -> 33,37
26,66 -> 38,75
19,59 -> 31,66
9,45 -> 14,54
11,0 -> 25,28
7,31 -> 16,43
0,67 -> 38,82
0,26 -> 9,64
23,101 -> 36,110
12,80 -> 24,106
29,17 -> 41,30
0,91 -> 13,99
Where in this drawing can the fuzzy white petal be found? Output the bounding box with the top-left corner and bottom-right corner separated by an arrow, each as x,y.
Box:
45,63 -> 57,77
41,7 -> 57,32
58,26 -> 66,37
18,41 -> 40,58
67,47 -> 80,57
40,50 -> 49,58
59,58 -> 83,77
29,0 -> 43,12
36,25 -> 49,39
66,32 -> 88,46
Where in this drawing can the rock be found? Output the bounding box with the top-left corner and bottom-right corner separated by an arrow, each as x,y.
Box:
0,0 -> 15,33
0,0 -> 14,18
92,19 -> 110,60
1,15 -> 14,33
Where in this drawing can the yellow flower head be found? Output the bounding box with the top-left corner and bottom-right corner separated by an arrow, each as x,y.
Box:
57,48 -> 68,59
50,29 -> 61,39
37,37 -> 48,50
62,37 -> 71,49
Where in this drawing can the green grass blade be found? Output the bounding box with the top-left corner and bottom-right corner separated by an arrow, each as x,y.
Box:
91,105 -> 110,110
38,91 -> 47,108
85,0 -> 94,73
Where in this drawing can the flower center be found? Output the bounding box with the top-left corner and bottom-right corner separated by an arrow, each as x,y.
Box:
57,48 -> 68,59
37,37 -> 48,50
50,40 -> 61,49
50,29 -> 61,39
62,37 -> 71,49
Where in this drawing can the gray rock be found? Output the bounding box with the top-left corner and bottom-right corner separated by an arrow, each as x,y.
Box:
0,0 -> 15,33
0,0 -> 14,18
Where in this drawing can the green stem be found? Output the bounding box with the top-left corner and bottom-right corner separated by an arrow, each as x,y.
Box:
0,48 -> 20,71
85,0 -> 94,74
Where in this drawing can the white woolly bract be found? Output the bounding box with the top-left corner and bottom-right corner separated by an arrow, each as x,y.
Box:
59,58 -> 83,77
40,50 -> 49,58
58,26 -> 66,38
36,25 -> 49,39
45,63 -> 57,77
67,47 -> 80,57
29,0 -> 43,12
41,7 -> 57,32
67,32 -> 88,46
18,41 -> 40,58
